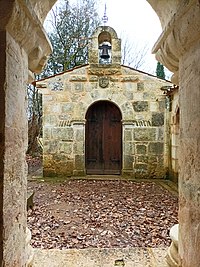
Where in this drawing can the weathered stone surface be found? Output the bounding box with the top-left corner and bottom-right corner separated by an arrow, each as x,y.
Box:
32,247 -> 169,267
136,144 -> 147,155
137,82 -> 144,91
0,0 -> 56,265
148,142 -> 164,155
134,128 -> 156,141
152,112 -> 164,126
73,142 -> 84,154
158,100 -> 166,112
132,101 -> 148,112
124,142 -> 134,154
124,130 -> 132,141
75,155 -> 84,170
136,155 -> 148,163
37,25 -> 171,178
123,155 -> 134,169
59,142 -> 73,154
135,163 -> 148,171
52,128 -> 73,140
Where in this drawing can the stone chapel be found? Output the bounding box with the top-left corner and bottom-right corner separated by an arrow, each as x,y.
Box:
36,25 -> 172,178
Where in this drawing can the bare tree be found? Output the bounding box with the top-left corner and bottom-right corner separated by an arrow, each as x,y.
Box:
27,0 -> 100,155
27,82 -> 42,155
120,33 -> 149,69
42,0 -> 100,77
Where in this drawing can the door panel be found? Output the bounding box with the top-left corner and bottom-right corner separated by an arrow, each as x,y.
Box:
86,102 -> 103,173
86,101 -> 122,174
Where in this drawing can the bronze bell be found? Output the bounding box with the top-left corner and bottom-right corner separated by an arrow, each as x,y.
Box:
99,43 -> 111,59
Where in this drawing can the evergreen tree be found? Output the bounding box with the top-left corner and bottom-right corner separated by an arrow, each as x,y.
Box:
156,61 -> 165,79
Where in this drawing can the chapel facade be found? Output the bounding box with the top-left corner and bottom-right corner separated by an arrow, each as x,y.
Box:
1,1 -> 200,266
36,26 -> 172,178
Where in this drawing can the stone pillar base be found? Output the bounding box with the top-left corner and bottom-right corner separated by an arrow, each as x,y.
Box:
166,224 -> 179,267
25,228 -> 34,267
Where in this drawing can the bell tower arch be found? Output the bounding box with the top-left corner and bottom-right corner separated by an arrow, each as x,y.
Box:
88,26 -> 121,66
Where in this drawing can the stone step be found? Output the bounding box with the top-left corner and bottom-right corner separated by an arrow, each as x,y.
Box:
32,247 -> 168,267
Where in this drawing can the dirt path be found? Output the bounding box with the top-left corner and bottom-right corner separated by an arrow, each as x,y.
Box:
27,179 -> 178,249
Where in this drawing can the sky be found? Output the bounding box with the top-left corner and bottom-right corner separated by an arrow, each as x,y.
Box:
97,0 -> 163,74
44,0 -> 171,78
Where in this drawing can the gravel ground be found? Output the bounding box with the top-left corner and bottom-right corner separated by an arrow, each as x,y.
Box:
27,179 -> 178,249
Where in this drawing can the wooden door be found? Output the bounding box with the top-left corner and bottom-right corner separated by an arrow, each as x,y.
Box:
85,101 -> 122,174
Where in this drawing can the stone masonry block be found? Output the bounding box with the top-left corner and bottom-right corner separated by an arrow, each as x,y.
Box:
135,163 -> 148,171
75,155 -> 85,170
136,144 -> 147,154
152,112 -> 164,126
52,128 -> 73,140
43,115 -> 57,126
74,83 -> 84,92
136,156 -> 148,163
134,128 -> 156,141
59,142 -> 73,154
43,140 -> 59,153
149,102 -> 159,112
43,127 -> 51,139
158,128 -> 164,141
124,92 -> 133,100
159,100 -> 166,112
123,155 -> 134,169
132,101 -> 148,112
124,130 -> 133,141
124,142 -> 134,154
137,82 -> 144,91
148,142 -> 164,155
73,142 -> 84,154
75,128 -> 84,141
61,103 -> 73,113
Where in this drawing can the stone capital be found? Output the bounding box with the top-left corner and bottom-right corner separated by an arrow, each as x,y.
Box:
151,0 -> 200,84
0,0 -> 55,76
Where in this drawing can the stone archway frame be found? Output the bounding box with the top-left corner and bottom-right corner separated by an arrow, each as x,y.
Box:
1,1 -> 200,266
148,1 -> 200,266
0,0 -> 57,265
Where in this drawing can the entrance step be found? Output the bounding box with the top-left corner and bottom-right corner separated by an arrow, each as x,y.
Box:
32,247 -> 168,267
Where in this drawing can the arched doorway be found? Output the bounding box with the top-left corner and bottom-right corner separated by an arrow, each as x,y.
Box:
85,101 -> 122,175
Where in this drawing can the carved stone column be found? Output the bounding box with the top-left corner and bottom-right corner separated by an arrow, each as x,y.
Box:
148,1 -> 200,266
0,0 -> 56,266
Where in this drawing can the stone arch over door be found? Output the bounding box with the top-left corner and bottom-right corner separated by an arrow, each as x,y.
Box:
85,101 -> 122,175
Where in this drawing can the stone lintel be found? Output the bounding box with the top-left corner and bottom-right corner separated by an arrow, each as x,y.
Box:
5,0 -> 52,75
88,65 -> 121,76
69,76 -> 87,82
71,120 -> 86,126
121,76 -> 139,82
152,0 -> 200,84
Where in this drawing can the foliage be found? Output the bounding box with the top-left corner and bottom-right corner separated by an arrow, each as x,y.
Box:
41,0 -> 101,77
27,0 -> 100,155
156,61 -> 166,79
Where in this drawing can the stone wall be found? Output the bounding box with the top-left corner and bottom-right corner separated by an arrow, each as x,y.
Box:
38,64 -> 171,178
149,1 -> 200,265
3,31 -> 28,266
0,0 -> 55,266
169,89 -> 179,182
179,38 -> 200,267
